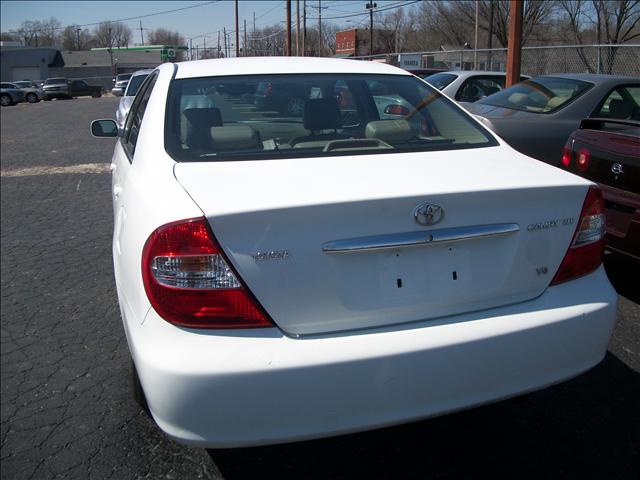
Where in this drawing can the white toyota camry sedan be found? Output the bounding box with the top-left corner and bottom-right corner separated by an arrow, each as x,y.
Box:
91,57 -> 617,448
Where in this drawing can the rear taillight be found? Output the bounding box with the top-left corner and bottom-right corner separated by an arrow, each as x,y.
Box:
576,147 -> 590,172
561,147 -> 572,167
550,186 -> 605,286
141,217 -> 273,329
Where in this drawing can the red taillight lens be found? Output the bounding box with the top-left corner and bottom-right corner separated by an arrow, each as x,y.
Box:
576,147 -> 590,172
383,104 -> 410,115
550,187 -> 605,286
141,217 -> 273,329
561,147 -> 572,167
265,82 -> 273,96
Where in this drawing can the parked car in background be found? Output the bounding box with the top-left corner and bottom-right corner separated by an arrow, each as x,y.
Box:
466,74 -> 640,166
1,81 -> 44,103
560,117 -> 640,262
90,57 -> 616,449
112,73 -> 132,96
0,84 -> 25,106
43,78 -> 102,100
406,68 -> 447,79
254,80 -> 313,116
116,69 -> 153,127
424,71 -> 530,104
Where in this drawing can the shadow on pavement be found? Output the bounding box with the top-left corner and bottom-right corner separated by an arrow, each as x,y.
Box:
604,253 -> 640,304
209,353 -> 639,480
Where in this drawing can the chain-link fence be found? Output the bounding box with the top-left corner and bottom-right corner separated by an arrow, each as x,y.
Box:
355,44 -> 640,77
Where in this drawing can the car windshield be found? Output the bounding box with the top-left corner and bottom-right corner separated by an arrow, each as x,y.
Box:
477,77 -> 592,113
45,78 -> 66,85
126,74 -> 148,96
424,73 -> 458,90
165,73 -> 496,162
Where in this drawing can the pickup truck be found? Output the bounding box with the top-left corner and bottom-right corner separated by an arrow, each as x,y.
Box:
43,78 -> 102,100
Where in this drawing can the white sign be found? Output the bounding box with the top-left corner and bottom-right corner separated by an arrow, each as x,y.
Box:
398,53 -> 422,69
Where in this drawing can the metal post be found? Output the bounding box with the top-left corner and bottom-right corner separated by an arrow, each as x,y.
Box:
235,0 -> 240,57
505,0 -> 523,87
296,0 -> 300,56
223,27 -> 227,57
76,28 -> 81,50
474,1 -> 479,69
487,0 -> 494,70
244,19 -> 247,56
286,0 -> 292,56
139,20 -> 144,45
302,0 -> 306,56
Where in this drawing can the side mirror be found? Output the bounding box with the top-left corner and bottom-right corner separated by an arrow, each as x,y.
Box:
91,119 -> 119,138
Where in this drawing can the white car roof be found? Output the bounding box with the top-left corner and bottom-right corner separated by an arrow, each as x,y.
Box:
175,57 -> 411,79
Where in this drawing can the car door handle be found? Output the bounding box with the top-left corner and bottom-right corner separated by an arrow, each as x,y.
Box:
113,184 -> 122,198
110,163 -> 117,172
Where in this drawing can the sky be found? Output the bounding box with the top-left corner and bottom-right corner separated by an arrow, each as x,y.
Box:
0,1 -> 410,50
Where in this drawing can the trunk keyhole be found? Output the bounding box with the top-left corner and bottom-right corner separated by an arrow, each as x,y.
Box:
452,271 -> 458,280
396,278 -> 403,288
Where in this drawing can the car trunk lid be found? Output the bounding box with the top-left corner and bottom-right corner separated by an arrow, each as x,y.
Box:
174,147 -> 589,336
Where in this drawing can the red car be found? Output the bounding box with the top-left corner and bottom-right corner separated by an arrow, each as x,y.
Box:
561,118 -> 640,262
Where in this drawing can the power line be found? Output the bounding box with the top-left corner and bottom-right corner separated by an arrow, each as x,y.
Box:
308,0 -> 419,20
7,1 -> 220,34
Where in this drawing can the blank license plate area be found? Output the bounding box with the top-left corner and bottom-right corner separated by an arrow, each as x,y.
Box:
330,242 -> 473,310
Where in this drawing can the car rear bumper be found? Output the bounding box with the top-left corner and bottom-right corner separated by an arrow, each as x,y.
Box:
124,266 -> 617,448
601,183 -> 640,262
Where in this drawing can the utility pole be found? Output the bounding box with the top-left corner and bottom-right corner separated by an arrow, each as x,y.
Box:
244,19 -> 247,56
286,1 -> 292,56
204,36 -> 207,58
474,1 -> 479,69
107,27 -> 114,75
505,0 -> 523,87
75,28 -> 82,50
487,0 -> 494,70
218,31 -> 221,58
302,0 -> 306,56
253,12 -> 256,56
318,0 -> 322,56
296,0 -> 300,56
223,27 -> 228,58
139,20 -> 144,46
235,0 -> 240,57
366,1 -> 377,56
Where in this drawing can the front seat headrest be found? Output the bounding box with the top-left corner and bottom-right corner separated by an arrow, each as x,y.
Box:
303,98 -> 342,131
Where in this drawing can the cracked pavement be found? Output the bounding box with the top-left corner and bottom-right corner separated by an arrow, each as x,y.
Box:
1,97 -> 639,480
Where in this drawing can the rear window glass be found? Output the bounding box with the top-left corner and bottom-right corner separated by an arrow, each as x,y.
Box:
45,78 -> 66,85
165,73 -> 496,162
117,74 -> 132,81
424,73 -> 458,90
126,74 -> 149,96
477,76 -> 592,113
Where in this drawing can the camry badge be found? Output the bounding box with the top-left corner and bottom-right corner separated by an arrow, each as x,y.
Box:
414,203 -> 444,226
611,162 -> 624,175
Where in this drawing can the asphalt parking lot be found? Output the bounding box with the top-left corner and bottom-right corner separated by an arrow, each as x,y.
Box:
1,97 -> 639,479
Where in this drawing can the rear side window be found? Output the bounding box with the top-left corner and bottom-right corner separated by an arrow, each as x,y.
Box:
164,73 -> 496,162
456,77 -> 505,103
478,77 -> 592,113
424,73 -> 457,90
594,85 -> 640,120
123,71 -> 159,158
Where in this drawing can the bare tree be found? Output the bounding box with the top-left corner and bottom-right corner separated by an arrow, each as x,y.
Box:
148,28 -> 185,46
558,0 -> 640,72
93,21 -> 131,48
61,25 -> 93,50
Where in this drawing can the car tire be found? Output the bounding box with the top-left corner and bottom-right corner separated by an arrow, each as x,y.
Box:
0,94 -> 14,107
130,358 -> 150,415
26,93 -> 39,103
284,96 -> 305,117
92,93 -> 101,98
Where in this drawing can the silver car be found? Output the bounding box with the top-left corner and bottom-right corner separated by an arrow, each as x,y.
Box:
2,81 -> 43,103
112,73 -> 132,96
115,69 -> 153,127
0,84 -> 25,106
425,71 -> 529,104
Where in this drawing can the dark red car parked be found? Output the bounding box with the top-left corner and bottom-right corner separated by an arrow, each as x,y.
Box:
561,118 -> 640,262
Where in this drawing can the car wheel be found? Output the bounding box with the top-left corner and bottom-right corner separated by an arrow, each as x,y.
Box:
130,358 -> 150,415
26,93 -> 39,103
284,96 -> 305,116
0,94 -> 13,107
92,93 -> 101,98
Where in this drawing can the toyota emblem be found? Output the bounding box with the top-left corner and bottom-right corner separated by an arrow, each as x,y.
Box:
413,203 -> 444,226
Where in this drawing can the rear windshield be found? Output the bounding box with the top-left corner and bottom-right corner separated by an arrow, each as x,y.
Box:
14,81 -> 32,88
45,78 -> 66,85
165,73 -> 496,162
117,74 -> 132,81
424,73 -> 458,90
477,76 -> 592,113
126,74 -> 148,96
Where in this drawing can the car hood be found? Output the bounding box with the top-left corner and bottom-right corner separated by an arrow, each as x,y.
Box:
465,102 -> 538,120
